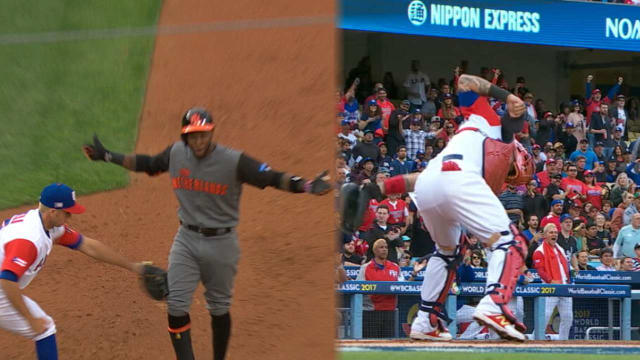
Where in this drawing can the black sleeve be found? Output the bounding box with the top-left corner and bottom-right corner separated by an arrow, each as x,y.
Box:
501,113 -> 528,143
236,153 -> 283,189
135,145 -> 172,175
591,114 -> 603,130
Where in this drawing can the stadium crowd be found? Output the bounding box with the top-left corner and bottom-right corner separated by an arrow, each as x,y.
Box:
336,59 -> 640,339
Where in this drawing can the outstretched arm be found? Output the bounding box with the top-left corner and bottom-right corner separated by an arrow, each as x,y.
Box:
237,153 -> 330,195
77,236 -> 143,275
83,135 -> 171,175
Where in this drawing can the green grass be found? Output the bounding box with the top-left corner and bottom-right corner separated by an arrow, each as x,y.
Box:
341,352 -> 638,360
0,1 -> 163,208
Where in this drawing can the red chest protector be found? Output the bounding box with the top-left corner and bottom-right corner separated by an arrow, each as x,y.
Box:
483,138 -> 535,194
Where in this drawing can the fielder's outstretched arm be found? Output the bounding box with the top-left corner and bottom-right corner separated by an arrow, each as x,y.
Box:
76,236 -> 144,275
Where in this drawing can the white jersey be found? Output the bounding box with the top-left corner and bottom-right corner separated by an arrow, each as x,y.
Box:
0,209 -> 81,289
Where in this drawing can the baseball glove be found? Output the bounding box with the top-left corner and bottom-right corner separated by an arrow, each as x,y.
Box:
306,170 -> 331,195
140,264 -> 169,301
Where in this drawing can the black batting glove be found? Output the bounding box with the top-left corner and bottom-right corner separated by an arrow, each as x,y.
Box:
304,170 -> 331,195
82,134 -> 111,162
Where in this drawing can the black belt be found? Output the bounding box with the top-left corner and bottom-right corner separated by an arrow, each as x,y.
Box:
181,222 -> 233,237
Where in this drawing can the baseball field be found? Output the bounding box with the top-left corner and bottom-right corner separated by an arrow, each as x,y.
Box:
0,1 -> 335,359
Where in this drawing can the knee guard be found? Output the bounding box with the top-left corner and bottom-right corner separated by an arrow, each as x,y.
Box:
168,313 -> 194,360
487,224 -> 528,332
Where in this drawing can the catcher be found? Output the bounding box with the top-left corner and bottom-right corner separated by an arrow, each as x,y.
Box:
0,183 -> 163,360
82,107 -> 330,360
342,74 -> 535,341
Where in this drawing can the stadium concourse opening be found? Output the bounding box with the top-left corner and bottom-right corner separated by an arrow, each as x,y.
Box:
336,0 -> 640,346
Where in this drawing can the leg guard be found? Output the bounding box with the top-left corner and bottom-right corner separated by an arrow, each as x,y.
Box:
168,314 -> 194,360
211,312 -> 231,360
486,224 -> 528,332
419,251 -> 457,330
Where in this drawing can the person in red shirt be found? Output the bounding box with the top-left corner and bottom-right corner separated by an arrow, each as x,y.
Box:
535,158 -> 560,190
583,170 -> 603,209
376,88 -> 396,131
532,223 -> 573,340
585,75 -> 622,127
380,193 -> 409,229
356,239 -> 403,338
560,164 -> 586,203
540,199 -> 564,232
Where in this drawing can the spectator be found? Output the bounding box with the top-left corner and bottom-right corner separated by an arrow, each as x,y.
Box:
610,146 -> 628,174
557,122 -> 579,158
540,199 -> 564,232
359,100 -> 383,133
535,111 -> 554,147
407,201 -> 436,258
342,240 -> 364,266
531,145 -> 546,172
595,213 -> 611,247
364,205 -> 403,263
353,158 -> 376,185
387,101 -> 410,156
536,158 -> 558,190
338,119 -> 358,148
470,249 -> 487,269
632,243 -> 640,271
400,118 -> 429,160
594,161 -> 608,183
523,179 -> 548,221
523,93 -> 537,129
437,120 -> 457,145
543,174 -> 565,204
613,213 -> 640,258
523,214 -> 540,242
589,103 -> 613,147
626,159 -> 640,186
532,223 -> 573,340
357,239 -> 404,338
583,171 -> 603,210
558,214 -> 579,259
376,88 -> 396,130
377,142 -> 392,170
422,88 -> 439,118
593,142 -> 607,163
575,156 -> 587,181
436,93 -> 462,126
389,146 -> 415,176
433,138 -> 446,156
609,95 -> 629,140
569,139 -> 598,170
623,193 -> 640,226
555,141 -> 569,159
586,222 -> 607,256
584,75 -> 621,128
560,164 -> 586,203
403,60 -> 430,111
352,129 -> 381,165
567,100 -> 587,143
596,248 -> 617,271
576,250 -> 596,271
610,173 -> 632,207
380,193 -> 409,229
398,249 -> 412,268
619,256 -> 635,271
610,126 -> 628,157
611,192 -> 634,238
499,183 -> 524,226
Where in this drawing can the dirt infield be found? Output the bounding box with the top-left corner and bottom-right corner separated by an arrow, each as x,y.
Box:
0,1 -> 335,359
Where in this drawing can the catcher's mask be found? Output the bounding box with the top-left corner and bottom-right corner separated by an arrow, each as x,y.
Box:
181,107 -> 214,142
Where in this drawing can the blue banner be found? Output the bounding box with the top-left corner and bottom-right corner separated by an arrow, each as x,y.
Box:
337,281 -> 631,298
339,0 -> 640,52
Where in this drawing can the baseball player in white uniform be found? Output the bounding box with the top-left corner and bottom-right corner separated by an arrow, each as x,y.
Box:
0,183 -> 147,359
342,74 -> 535,341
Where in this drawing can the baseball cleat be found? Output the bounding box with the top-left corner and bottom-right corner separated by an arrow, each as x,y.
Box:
473,311 -> 526,342
409,328 -> 453,341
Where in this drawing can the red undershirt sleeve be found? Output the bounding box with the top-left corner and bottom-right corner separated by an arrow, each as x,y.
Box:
1,239 -> 37,278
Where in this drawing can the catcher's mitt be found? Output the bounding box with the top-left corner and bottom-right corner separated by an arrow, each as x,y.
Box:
140,264 -> 169,301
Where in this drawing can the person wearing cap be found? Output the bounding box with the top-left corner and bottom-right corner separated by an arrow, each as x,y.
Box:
359,99 -> 383,134
558,214 -> 579,259
556,121 -> 578,158
567,101 -> 587,143
403,60 -> 431,111
338,118 -> 358,149
586,222 -> 607,256
399,113 -> 429,160
436,93 -> 462,127
569,139 -> 598,170
541,199 -> 565,233
583,170 -> 604,210
363,82 -> 384,107
377,142 -> 393,170
593,142 -> 607,163
389,145 -> 415,177
609,94 -> 629,141
584,74 -> 622,128
534,111 -> 554,147
387,100 -> 411,156
613,213 -> 640,258
352,129 -> 381,165
0,183 -> 149,359
610,125 -> 627,157
532,223 -> 574,341
560,164 -> 587,203
543,173 -> 565,203
353,157 -> 377,185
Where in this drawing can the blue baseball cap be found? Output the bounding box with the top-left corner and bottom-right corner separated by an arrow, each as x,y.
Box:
340,119 -> 350,126
368,99 -> 378,106
560,214 -> 572,223
40,183 -> 85,214
551,199 -> 564,207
